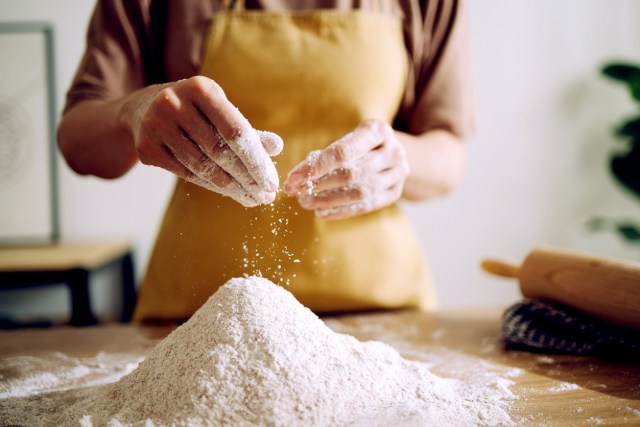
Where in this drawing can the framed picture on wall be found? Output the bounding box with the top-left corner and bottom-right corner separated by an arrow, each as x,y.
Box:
0,22 -> 59,246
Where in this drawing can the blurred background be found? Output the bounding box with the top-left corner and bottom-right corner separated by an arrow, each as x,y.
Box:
1,0 -> 639,324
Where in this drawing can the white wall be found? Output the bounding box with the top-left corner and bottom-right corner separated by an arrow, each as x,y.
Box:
1,0 -> 639,321
407,0 -> 640,308
0,0 -> 174,322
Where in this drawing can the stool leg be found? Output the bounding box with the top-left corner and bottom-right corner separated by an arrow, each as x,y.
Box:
67,268 -> 98,326
120,253 -> 136,322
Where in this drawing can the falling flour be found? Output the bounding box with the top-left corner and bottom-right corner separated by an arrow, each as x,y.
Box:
2,277 -> 515,426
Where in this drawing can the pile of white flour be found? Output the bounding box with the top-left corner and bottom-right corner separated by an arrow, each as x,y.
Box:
4,276 -> 515,426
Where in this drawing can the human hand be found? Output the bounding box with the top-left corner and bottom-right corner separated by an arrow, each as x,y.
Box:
283,119 -> 409,220
124,76 -> 283,207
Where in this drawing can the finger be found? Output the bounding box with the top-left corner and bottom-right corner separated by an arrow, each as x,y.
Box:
138,141 -> 195,181
302,148 -> 394,194
285,119 -> 391,192
140,134 -> 261,207
205,128 -> 263,194
164,100 -> 262,194
223,124 -> 280,192
190,82 -> 279,192
315,202 -> 370,220
303,165 -> 358,194
137,116 -> 216,184
183,148 -> 271,206
188,174 -> 264,207
314,181 -> 402,220
378,163 -> 410,191
298,185 -> 367,211
161,126 -> 234,188
145,111 -> 274,207
257,130 -> 284,157
300,164 -> 407,218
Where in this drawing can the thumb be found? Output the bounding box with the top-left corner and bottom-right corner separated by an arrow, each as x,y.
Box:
257,130 -> 284,157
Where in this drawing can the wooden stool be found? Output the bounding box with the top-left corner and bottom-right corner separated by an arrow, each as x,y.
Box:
0,241 -> 136,326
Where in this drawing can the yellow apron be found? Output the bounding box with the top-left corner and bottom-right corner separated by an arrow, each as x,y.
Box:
133,1 -> 436,321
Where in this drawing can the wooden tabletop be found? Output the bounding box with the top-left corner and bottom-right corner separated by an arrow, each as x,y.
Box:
0,308 -> 638,426
0,241 -> 131,272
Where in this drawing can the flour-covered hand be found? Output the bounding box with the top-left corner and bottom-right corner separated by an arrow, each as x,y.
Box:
283,119 -> 409,219
125,76 -> 283,207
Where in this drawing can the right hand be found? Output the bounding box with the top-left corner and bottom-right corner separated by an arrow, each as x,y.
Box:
122,76 -> 283,207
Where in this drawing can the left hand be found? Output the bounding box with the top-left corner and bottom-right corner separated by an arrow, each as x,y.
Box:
283,119 -> 409,220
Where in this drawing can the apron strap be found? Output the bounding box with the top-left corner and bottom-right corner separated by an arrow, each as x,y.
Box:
224,0 -> 245,12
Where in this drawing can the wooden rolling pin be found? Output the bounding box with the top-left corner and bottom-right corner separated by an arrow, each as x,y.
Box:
481,247 -> 640,330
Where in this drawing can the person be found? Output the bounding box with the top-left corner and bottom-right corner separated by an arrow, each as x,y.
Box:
58,0 -> 474,322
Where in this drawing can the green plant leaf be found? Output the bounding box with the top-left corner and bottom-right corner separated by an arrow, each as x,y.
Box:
616,117 -> 640,139
616,223 -> 640,242
602,63 -> 640,82
631,78 -> 640,102
610,143 -> 640,199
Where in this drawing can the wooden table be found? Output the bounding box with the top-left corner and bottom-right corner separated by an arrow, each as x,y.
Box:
0,241 -> 136,326
0,308 -> 638,426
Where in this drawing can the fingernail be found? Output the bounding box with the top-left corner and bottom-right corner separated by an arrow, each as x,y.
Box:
283,178 -> 301,195
283,184 -> 294,196
261,191 -> 276,204
286,171 -> 303,187
265,174 -> 279,192
298,194 -> 314,208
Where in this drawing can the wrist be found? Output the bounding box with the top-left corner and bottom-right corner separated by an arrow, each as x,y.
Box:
397,129 -> 467,201
117,88 -> 147,138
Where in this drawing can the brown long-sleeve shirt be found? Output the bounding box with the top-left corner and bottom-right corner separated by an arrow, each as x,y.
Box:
65,0 -> 474,137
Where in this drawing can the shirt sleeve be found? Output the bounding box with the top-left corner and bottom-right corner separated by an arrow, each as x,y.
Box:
63,0 -> 149,113
395,0 -> 475,139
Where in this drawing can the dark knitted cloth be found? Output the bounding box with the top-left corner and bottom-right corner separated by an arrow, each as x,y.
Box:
502,300 -> 640,359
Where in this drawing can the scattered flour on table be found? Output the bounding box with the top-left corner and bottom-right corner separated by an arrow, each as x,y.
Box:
587,416 -> 605,425
626,405 -> 640,418
3,276 -> 515,426
536,355 -> 555,364
549,382 -> 581,392
503,368 -> 524,378
0,352 -> 143,398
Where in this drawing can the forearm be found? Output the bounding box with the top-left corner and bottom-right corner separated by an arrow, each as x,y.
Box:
396,129 -> 467,201
57,95 -> 142,179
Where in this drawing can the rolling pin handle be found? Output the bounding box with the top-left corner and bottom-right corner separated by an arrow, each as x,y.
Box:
480,259 -> 521,279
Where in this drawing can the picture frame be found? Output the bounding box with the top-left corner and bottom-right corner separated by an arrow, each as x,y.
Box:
0,22 -> 59,246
